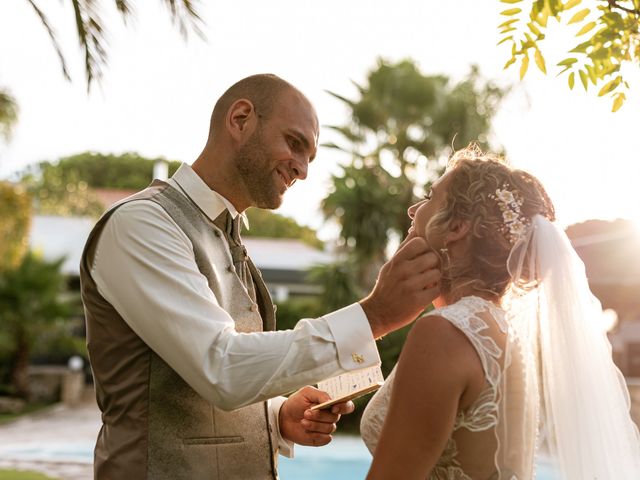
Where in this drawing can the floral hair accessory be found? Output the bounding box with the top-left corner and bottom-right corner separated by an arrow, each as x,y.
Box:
489,184 -> 530,245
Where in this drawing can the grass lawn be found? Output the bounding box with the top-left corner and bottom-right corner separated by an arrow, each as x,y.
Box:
0,470 -> 57,480
0,403 -> 54,425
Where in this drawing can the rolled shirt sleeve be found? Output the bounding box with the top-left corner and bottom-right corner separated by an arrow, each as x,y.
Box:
91,200 -> 380,414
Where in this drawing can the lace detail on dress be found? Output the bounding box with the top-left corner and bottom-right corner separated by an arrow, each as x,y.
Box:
434,297 -> 506,436
433,296 -> 506,388
431,438 -> 472,480
361,296 -> 512,479
455,386 -> 498,432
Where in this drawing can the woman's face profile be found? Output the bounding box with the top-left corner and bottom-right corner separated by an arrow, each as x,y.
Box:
408,172 -> 452,247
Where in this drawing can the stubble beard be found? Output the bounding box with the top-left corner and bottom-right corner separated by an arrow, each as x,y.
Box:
235,130 -> 283,210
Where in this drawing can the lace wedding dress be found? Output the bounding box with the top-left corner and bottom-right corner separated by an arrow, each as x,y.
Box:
361,216 -> 640,479
360,296 -> 534,479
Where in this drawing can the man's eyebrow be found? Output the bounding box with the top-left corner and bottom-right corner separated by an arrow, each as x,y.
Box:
288,128 -> 317,162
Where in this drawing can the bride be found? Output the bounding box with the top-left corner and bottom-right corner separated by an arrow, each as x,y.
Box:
360,145 -> 640,479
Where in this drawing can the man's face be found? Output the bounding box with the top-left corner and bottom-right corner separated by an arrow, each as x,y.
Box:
234,90 -> 319,209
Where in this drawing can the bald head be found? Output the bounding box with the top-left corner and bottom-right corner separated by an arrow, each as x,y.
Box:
209,74 -> 303,137
194,74 -> 319,211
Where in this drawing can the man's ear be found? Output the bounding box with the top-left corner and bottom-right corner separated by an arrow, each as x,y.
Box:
447,218 -> 471,243
226,99 -> 257,143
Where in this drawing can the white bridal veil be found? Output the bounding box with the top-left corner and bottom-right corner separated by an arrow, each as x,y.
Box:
499,214 -> 640,478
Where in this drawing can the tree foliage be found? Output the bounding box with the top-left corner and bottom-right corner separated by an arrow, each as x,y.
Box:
0,90 -> 18,142
18,152 -> 181,217
0,252 -> 71,399
323,165 -> 407,261
314,59 -> 505,390
322,59 -> 506,289
244,208 -> 323,249
273,297 -> 324,332
18,151 -> 323,245
0,182 -> 32,271
20,151 -> 181,190
307,259 -> 362,312
326,61 -> 505,176
26,0 -> 204,89
498,0 -> 639,111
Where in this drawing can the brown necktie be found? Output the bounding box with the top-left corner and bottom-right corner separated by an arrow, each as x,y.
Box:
216,210 -> 257,302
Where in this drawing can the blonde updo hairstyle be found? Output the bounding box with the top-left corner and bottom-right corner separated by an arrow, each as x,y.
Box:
425,145 -> 555,302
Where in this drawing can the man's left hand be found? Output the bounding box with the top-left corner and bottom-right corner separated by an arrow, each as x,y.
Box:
279,386 -> 355,447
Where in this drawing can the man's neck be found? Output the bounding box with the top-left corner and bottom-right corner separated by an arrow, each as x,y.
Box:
192,153 -> 248,213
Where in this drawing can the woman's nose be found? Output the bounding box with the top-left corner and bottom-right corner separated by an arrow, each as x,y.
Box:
407,203 -> 418,219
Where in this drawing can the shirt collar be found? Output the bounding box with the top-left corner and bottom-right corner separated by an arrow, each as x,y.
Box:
169,163 -> 250,229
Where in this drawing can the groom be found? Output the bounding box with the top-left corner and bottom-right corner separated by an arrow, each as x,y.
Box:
80,74 -> 440,479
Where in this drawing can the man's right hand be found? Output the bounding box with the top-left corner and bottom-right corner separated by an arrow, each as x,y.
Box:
359,236 -> 440,339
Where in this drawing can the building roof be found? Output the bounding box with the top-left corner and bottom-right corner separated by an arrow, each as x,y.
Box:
30,215 -> 95,276
92,188 -> 137,209
243,237 -> 333,270
29,215 -> 333,276
569,224 -> 640,286
567,219 -> 640,318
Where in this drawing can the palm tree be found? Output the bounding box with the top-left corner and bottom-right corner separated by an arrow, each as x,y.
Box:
322,59 -> 507,281
0,252 -> 71,399
316,59 -> 508,383
25,0 -> 204,89
321,163 -> 407,288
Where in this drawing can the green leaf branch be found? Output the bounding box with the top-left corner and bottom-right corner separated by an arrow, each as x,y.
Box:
497,0 -> 640,112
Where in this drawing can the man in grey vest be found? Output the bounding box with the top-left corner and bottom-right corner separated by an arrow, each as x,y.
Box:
80,74 -> 440,479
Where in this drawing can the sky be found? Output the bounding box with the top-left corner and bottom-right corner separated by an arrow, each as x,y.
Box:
1,0 -> 638,240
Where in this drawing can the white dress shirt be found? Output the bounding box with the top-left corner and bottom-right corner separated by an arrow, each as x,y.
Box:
91,163 -> 380,457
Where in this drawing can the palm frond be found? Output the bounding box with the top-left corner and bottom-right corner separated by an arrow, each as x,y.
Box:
26,0 -> 71,81
27,1 -> 205,91
324,89 -> 356,108
320,141 -> 344,151
324,124 -> 364,143
70,0 -> 109,91
114,0 -> 134,24
160,0 -> 206,40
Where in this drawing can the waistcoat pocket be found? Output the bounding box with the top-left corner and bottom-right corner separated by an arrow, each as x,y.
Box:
182,436 -> 244,445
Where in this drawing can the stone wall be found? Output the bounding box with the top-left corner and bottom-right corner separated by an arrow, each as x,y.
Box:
27,365 -> 89,406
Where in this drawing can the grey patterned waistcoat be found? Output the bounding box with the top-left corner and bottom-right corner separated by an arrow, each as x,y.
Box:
80,180 -> 278,479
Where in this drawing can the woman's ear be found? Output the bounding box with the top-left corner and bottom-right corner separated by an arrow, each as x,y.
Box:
446,218 -> 471,243
226,99 -> 257,143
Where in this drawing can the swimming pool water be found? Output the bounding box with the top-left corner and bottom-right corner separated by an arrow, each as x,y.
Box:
279,436 -> 560,479
0,435 -> 559,479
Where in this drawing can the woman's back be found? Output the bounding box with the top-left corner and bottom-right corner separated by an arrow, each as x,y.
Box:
361,296 -> 534,479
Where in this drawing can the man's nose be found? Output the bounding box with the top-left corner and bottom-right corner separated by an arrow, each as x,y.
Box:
290,156 -> 308,181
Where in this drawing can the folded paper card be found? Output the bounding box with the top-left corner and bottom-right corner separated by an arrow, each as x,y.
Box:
311,366 -> 384,411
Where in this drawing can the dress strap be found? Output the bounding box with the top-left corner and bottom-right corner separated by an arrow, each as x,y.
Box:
431,297 -> 506,386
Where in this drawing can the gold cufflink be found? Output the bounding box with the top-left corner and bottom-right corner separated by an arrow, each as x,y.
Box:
351,353 -> 364,364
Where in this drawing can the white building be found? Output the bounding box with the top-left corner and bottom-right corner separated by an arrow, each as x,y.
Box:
29,214 -> 334,302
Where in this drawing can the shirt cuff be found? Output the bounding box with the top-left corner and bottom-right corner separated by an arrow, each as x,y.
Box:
324,303 -> 381,371
269,396 -> 295,458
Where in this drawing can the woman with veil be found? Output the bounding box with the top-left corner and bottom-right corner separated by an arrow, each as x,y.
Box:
360,145 -> 640,479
